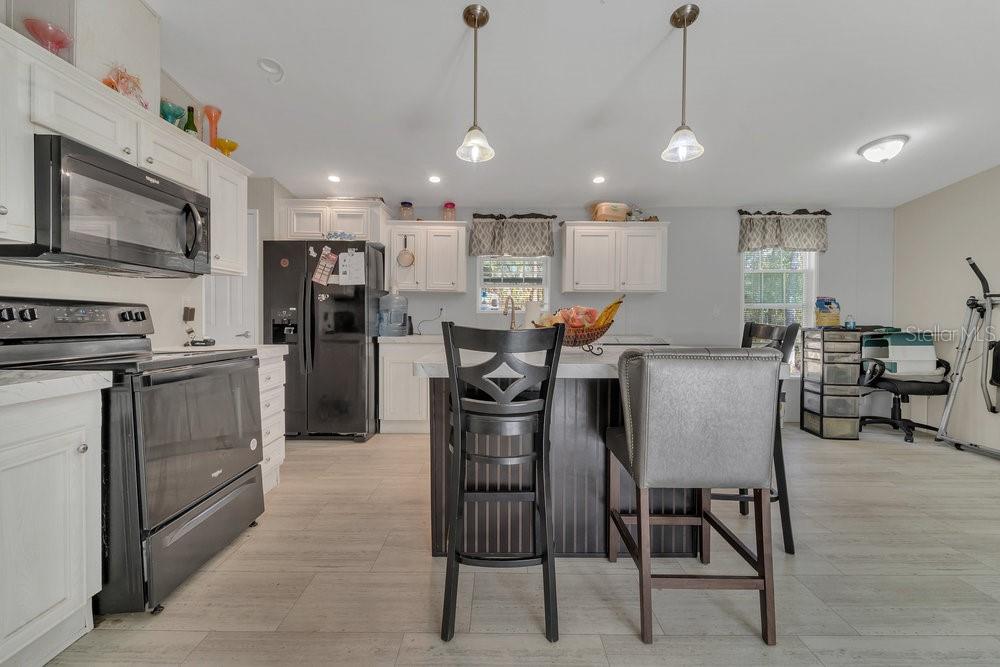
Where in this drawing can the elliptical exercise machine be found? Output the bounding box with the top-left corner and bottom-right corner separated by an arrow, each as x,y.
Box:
936,257 -> 1000,460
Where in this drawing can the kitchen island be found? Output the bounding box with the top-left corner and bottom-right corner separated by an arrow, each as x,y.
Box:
416,342 -> 692,558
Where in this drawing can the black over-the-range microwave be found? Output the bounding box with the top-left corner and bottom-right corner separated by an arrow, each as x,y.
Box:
0,135 -> 210,277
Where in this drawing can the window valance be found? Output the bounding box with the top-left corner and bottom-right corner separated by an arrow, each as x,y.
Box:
469,213 -> 556,257
737,209 -> 830,253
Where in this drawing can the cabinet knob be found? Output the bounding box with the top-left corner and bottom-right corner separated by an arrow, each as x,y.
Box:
77,444 -> 89,454
145,156 -> 154,164
122,147 -> 132,155
264,402 -> 271,409
0,205 -> 7,215
214,253 -> 221,260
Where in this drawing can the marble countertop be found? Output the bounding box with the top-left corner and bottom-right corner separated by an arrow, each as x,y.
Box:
414,346 -> 790,380
380,333 -> 670,346
154,344 -> 289,359
0,370 -> 112,408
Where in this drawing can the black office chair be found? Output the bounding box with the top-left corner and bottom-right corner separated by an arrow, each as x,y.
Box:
712,321 -> 798,555
859,357 -> 951,443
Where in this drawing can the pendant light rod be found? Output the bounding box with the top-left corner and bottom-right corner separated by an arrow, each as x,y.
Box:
463,4 -> 489,129
670,4 -> 699,127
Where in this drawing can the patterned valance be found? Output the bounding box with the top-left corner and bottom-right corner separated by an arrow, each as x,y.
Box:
737,209 -> 830,253
469,213 -> 556,257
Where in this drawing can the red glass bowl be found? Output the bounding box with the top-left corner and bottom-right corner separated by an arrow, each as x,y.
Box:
23,18 -> 72,55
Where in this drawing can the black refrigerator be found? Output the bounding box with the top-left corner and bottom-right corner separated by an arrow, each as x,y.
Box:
263,241 -> 384,441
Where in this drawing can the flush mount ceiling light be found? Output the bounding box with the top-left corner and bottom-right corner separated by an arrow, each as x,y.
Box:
661,4 -> 704,163
858,135 -> 909,163
327,174 -> 341,183
428,175 -> 442,183
456,5 -> 495,163
592,176 -> 606,184
256,57 -> 285,84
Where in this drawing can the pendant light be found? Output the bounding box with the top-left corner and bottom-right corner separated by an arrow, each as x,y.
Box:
457,4 -> 495,163
661,4 -> 704,163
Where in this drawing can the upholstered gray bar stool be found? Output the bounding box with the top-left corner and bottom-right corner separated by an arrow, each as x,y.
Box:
605,347 -> 782,645
440,322 -> 565,643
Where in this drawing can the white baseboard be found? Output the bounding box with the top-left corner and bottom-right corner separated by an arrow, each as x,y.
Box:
6,604 -> 93,667
379,420 -> 430,434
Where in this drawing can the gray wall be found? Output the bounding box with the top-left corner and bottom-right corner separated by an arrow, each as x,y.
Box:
402,206 -> 894,343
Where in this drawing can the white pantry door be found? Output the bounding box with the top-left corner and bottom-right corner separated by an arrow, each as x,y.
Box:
204,209 -> 260,344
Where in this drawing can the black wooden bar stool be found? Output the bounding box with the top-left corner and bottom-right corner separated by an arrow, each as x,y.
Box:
440,322 -> 565,642
605,347 -> 782,645
712,322 -> 799,555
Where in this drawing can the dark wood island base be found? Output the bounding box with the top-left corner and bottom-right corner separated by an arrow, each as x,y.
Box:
428,377 -> 700,557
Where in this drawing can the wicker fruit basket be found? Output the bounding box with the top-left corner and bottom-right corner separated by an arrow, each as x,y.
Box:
533,296 -> 624,355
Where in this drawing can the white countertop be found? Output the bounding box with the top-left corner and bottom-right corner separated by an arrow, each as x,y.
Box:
414,346 -> 790,380
379,334 -> 670,346
0,370 -> 112,407
154,344 -> 289,359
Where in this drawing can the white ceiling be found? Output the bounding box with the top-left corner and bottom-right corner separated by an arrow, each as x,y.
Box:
148,0 -> 1000,209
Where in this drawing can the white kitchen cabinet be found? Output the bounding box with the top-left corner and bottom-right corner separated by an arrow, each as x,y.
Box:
209,158 -> 249,276
378,338 -> 441,433
30,63 -> 138,163
0,372 -> 109,666
138,121 -> 208,194
562,221 -> 668,293
286,203 -> 328,239
386,221 -> 467,293
278,199 -> 385,241
0,42 -> 33,243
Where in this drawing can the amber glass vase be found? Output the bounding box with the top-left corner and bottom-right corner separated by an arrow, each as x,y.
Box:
202,105 -> 221,148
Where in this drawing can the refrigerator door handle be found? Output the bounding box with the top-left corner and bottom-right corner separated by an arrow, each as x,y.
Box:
297,274 -> 308,375
303,275 -> 315,374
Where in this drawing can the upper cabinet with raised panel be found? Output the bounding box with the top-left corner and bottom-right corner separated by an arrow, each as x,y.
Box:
138,121 -> 208,194
278,199 -> 385,242
0,41 -> 33,244
208,158 -> 249,276
561,221 -> 668,293
386,221 -> 467,293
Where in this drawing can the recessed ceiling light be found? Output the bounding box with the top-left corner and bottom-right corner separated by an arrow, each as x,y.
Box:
858,135 -> 909,163
428,175 -> 441,184
257,57 -> 285,84
327,175 -> 341,183
592,176 -> 606,184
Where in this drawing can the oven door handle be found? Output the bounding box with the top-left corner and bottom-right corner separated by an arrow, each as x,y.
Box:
139,357 -> 259,387
183,203 -> 204,259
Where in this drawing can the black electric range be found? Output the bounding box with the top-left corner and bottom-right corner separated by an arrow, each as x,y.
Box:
0,296 -> 265,614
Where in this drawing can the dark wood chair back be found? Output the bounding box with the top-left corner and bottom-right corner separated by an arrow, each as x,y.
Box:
442,323 -> 565,437
741,322 -> 800,365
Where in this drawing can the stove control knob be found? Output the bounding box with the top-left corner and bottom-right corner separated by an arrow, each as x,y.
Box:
18,308 -> 38,322
133,311 -> 147,322
120,311 -> 134,322
0,307 -> 14,322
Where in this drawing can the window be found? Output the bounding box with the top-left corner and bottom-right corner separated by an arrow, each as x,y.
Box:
741,248 -> 815,373
477,256 -> 549,313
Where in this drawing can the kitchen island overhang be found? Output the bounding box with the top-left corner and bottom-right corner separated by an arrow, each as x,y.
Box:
416,344 -> 787,557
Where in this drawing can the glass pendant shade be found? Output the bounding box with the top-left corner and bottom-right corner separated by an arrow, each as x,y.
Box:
661,125 -> 704,163
456,125 -> 495,163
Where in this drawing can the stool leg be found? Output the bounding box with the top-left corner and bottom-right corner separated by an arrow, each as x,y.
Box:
607,449 -> 620,563
636,486 -> 653,644
537,438 -> 559,642
772,420 -> 795,555
441,431 -> 466,641
699,488 -> 711,564
739,488 -> 750,516
754,488 -> 777,645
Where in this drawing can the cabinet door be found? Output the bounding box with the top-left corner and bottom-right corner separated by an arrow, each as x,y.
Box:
0,425 -> 88,660
285,205 -> 328,239
208,159 -> 248,275
618,228 -> 664,291
570,227 -> 618,291
29,64 -> 138,163
380,354 -> 429,422
425,228 -> 462,291
328,207 -> 370,239
0,45 -> 33,243
138,122 -> 209,193
389,228 -> 426,290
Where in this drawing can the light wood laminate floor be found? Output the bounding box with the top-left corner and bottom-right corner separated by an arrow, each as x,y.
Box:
53,428 -> 1000,666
